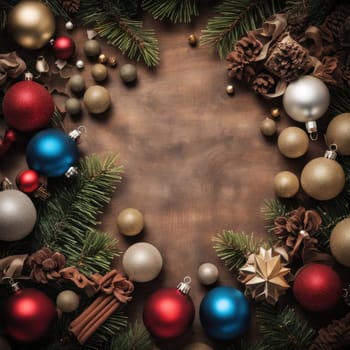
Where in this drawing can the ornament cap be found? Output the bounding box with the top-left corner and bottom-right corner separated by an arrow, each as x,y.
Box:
69,126 -> 86,141
65,166 -> 78,178
305,120 -> 318,140
177,276 -> 192,295
324,144 -> 338,160
24,71 -> 34,81
6,278 -> 22,293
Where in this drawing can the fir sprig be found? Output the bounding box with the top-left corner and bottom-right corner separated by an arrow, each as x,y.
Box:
328,86 -> 350,118
201,0 -> 283,59
109,321 -> 152,350
256,303 -> 316,350
42,0 -> 70,20
142,0 -> 199,24
78,0 -> 159,67
213,230 -> 265,272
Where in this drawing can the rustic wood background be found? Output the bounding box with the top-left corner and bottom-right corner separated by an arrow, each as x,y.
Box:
0,4 -> 335,349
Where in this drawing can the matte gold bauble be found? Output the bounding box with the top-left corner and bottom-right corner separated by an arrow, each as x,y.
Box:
84,39 -> 101,57
260,118 -> 276,136
117,208 -> 144,236
277,127 -> 309,158
301,157 -> 345,200
325,113 -> 350,155
270,107 -> 280,118
83,85 -> 111,114
91,63 -> 108,82
273,171 -> 300,198
330,218 -> 350,267
188,34 -> 198,46
8,1 -> 55,50
56,290 -> 80,313
198,263 -> 219,285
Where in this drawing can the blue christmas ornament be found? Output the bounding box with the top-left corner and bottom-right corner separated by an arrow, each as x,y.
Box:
26,129 -> 78,177
199,286 -> 250,340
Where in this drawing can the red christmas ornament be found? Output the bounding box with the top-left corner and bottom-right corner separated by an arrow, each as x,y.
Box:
16,169 -> 41,193
143,277 -> 195,339
3,80 -> 54,132
293,264 -> 342,312
52,36 -> 75,60
3,282 -> 57,342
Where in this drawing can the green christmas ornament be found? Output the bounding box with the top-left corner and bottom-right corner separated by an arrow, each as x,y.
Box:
84,39 -> 101,57
68,74 -> 85,93
91,63 -> 108,82
120,63 -> 137,83
65,97 -> 81,115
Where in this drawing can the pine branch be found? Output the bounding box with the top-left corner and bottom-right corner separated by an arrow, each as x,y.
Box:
328,86 -> 350,118
109,321 -> 152,350
0,2 -> 8,31
201,0 -> 283,59
142,0 -> 199,24
34,154 -> 123,275
256,303 -> 316,350
78,1 -> 159,67
213,230 -> 265,272
42,0 -> 70,20
308,0 -> 339,25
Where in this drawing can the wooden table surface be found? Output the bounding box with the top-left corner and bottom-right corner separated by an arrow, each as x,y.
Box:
0,4 -> 330,349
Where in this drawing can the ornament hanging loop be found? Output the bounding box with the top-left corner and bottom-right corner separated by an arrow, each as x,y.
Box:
305,120 -> 318,141
177,276 -> 192,295
324,144 -> 338,160
69,126 -> 86,141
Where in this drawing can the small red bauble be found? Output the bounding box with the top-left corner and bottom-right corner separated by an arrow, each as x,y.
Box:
143,278 -> 195,339
293,264 -> 342,312
16,169 -> 41,193
52,36 -> 75,60
3,80 -> 54,132
3,287 -> 57,342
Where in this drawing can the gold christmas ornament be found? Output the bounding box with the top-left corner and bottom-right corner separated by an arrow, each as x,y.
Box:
282,75 -> 330,140
325,113 -> 350,156
330,218 -> 350,267
301,149 -> 345,201
98,53 -> 108,64
83,85 -> 111,114
226,84 -> 235,95
188,34 -> 197,46
56,290 -> 80,313
260,118 -> 276,136
238,247 -> 292,305
91,63 -> 108,82
108,56 -> 118,67
117,208 -> 144,236
273,171 -> 300,198
8,1 -> 55,50
277,126 -> 309,158
270,107 -> 280,118
197,262 -> 219,285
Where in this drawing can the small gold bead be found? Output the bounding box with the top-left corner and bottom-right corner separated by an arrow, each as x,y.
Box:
226,84 -> 235,96
270,107 -> 281,118
108,56 -> 118,67
98,53 -> 108,64
188,34 -> 197,46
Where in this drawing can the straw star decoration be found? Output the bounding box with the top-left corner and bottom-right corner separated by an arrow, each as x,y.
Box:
238,247 -> 292,305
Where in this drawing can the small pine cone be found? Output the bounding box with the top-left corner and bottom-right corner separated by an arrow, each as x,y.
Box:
310,313 -> 350,350
235,32 -> 263,63
60,0 -> 80,14
252,73 -> 275,95
226,50 -> 246,80
265,34 -> 312,82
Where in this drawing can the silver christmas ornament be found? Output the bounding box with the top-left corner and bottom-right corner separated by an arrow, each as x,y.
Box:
65,21 -> 74,31
283,75 -> 330,140
75,59 -> 85,69
0,189 -> 37,241
198,263 -> 219,285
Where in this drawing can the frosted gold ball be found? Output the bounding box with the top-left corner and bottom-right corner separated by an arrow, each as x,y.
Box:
198,263 -> 219,285
117,208 -> 144,236
325,113 -> 350,155
8,1 -> 55,50
56,290 -> 80,312
270,107 -> 280,118
273,171 -> 300,198
83,85 -> 111,114
226,84 -> 235,95
330,218 -> 350,267
122,242 -> 163,282
84,39 -> 101,57
260,118 -> 276,136
283,76 -> 330,123
188,34 -> 198,46
65,97 -> 81,115
68,74 -> 85,93
277,126 -> 309,158
98,53 -> 108,64
120,63 -> 137,83
91,63 -> 108,82
108,56 -> 118,67
301,157 -> 345,200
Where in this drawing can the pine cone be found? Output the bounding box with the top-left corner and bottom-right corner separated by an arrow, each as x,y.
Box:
235,32 -> 263,63
264,34 -> 312,82
310,313 -> 350,350
27,247 -> 66,283
60,0 -> 80,14
226,50 -> 246,80
252,73 -> 276,95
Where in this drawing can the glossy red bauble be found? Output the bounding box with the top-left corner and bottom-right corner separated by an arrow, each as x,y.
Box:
143,288 -> 195,339
293,264 -> 342,312
3,288 -> 57,342
52,36 -> 75,60
3,80 -> 54,132
16,169 -> 41,193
